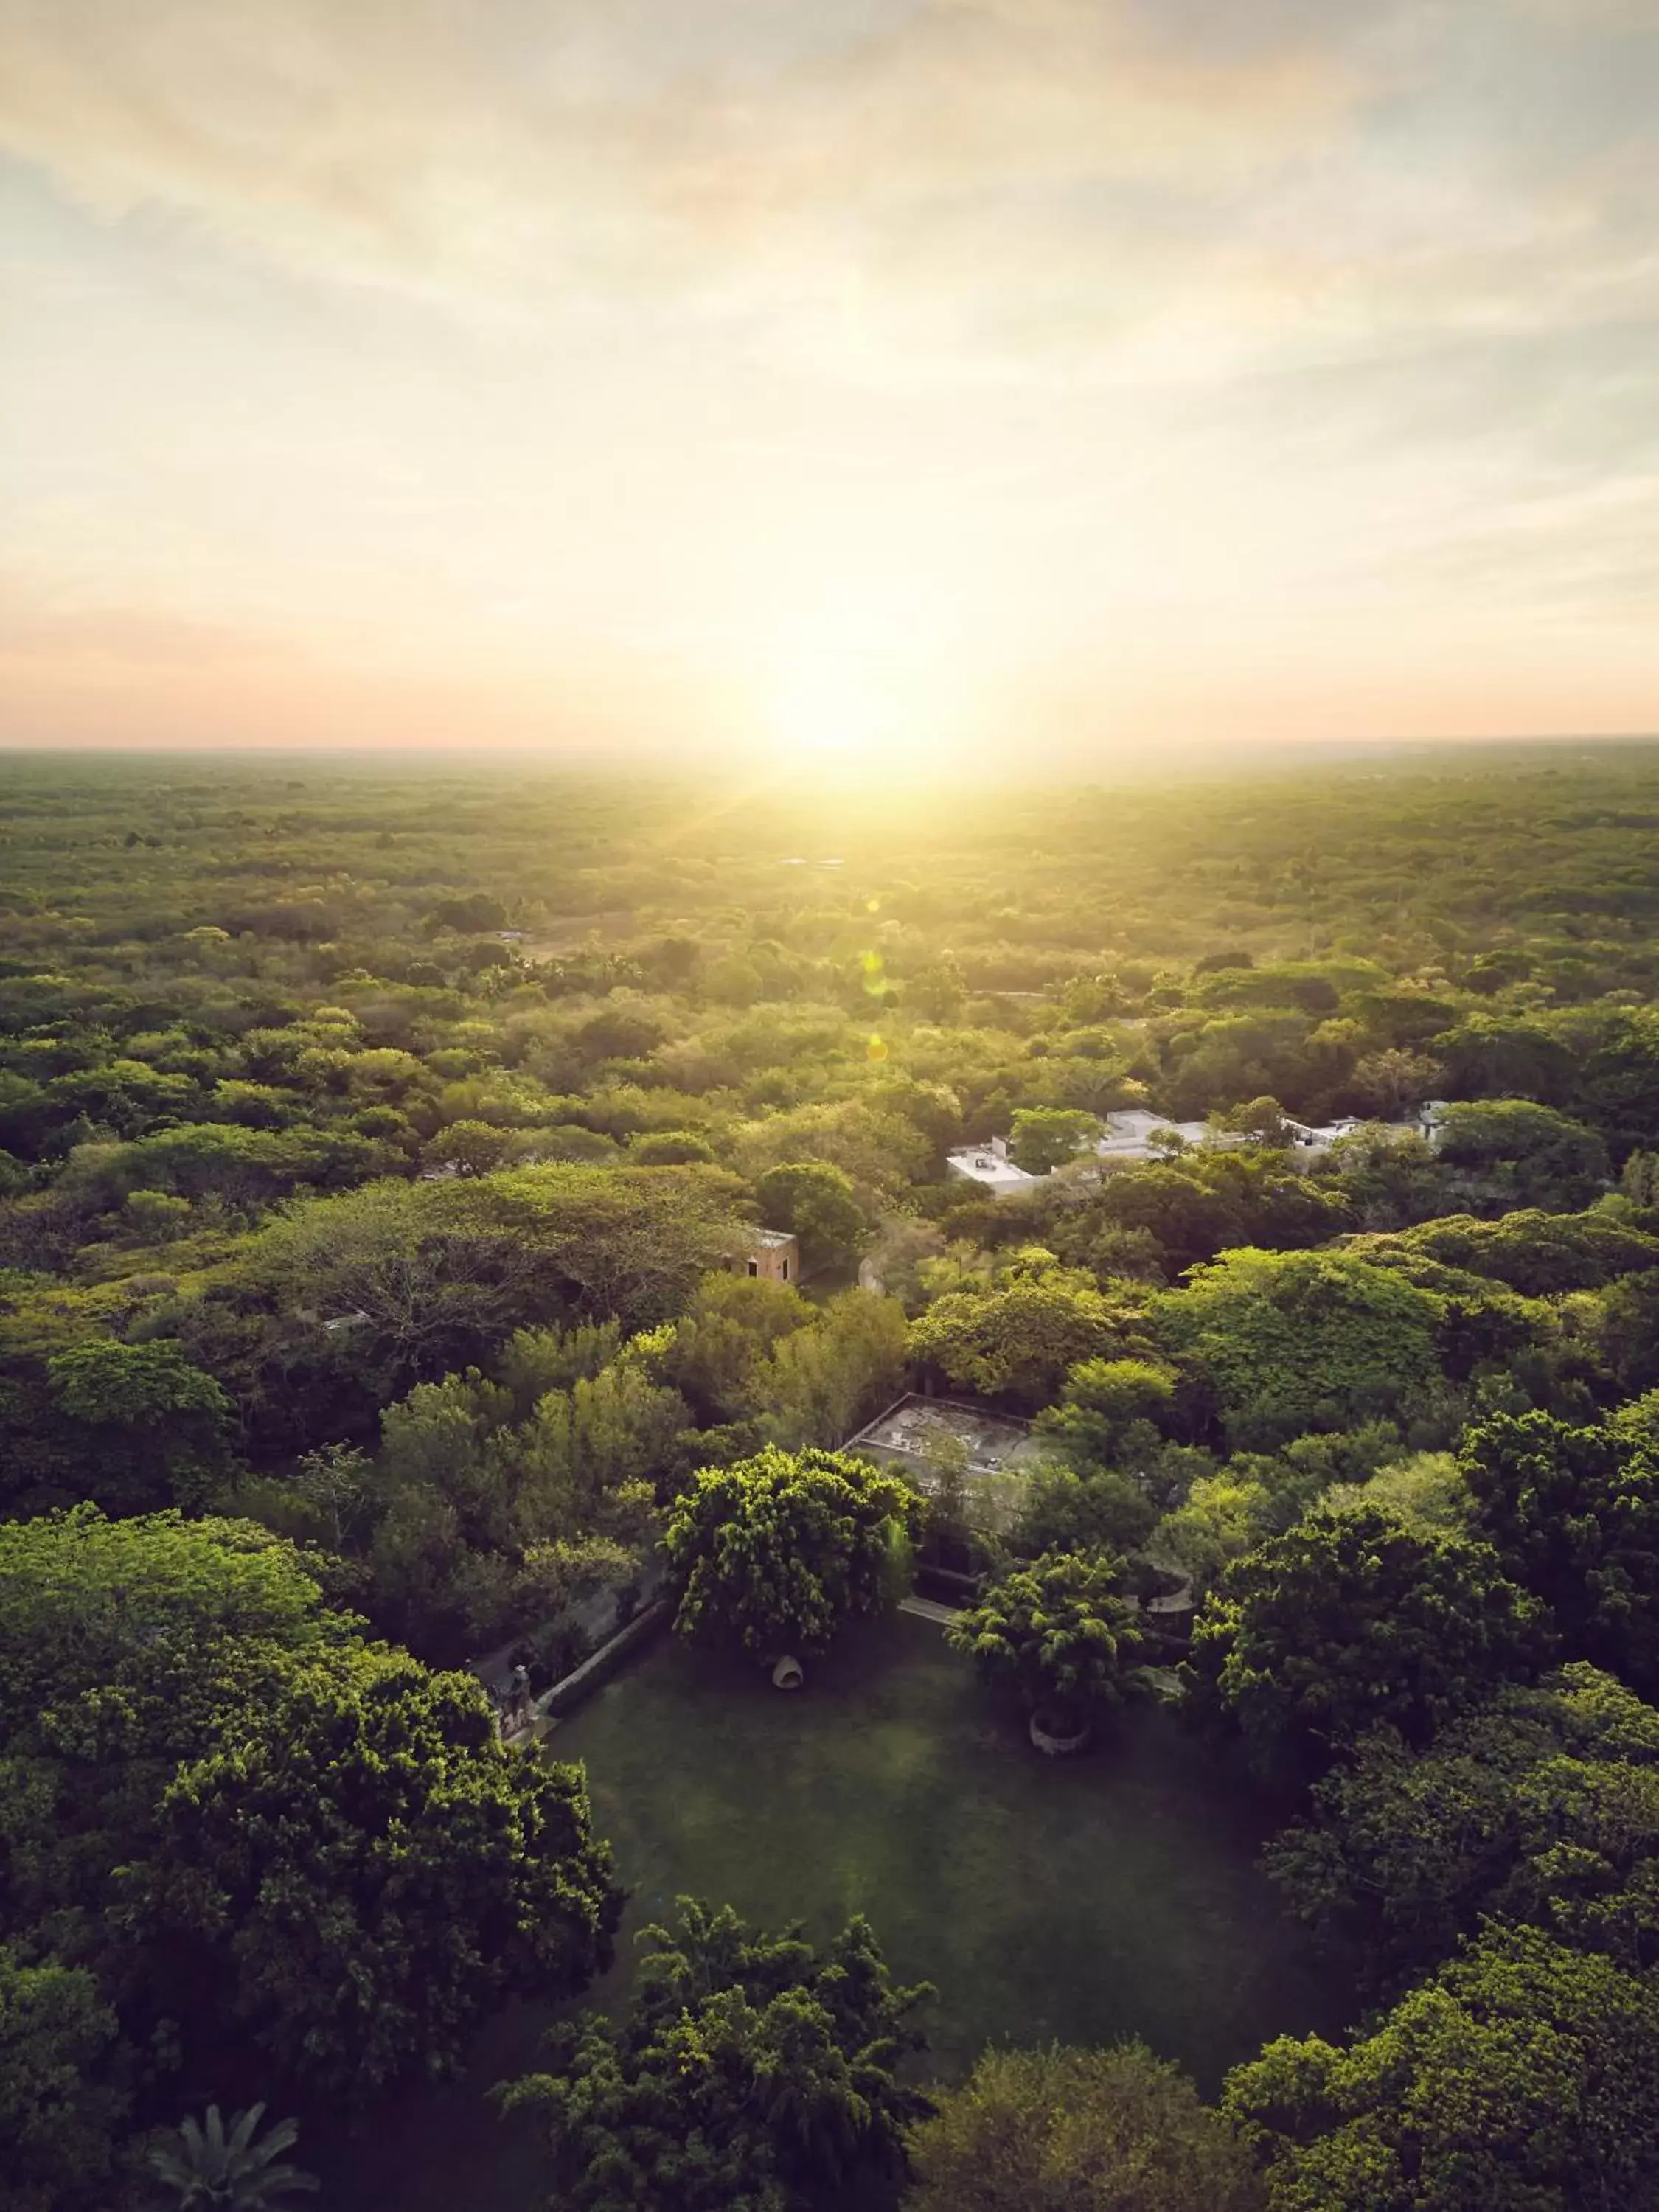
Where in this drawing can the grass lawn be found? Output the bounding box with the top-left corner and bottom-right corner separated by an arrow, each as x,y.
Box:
321,1609 -> 1349,2210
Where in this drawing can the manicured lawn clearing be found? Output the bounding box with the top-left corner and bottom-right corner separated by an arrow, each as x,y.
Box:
323,1610 -> 1347,2210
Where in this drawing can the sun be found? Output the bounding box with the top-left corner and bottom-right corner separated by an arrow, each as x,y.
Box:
771,658 -> 902,768
755,584 -> 958,781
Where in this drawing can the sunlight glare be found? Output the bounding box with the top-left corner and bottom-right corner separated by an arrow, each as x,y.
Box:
772,657 -> 901,765
762,593 -> 953,782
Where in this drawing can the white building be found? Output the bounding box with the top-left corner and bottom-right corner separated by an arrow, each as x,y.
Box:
1096,1109 -> 1230,1161
945,1135 -> 1044,1199
951,1100 -> 1453,1196
1282,1100 -> 1452,1161
1281,1115 -> 1364,1158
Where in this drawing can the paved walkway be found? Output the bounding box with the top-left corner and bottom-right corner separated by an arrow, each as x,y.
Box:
899,1593 -> 963,1626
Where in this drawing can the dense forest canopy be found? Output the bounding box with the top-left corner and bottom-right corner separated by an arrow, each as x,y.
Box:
9,742 -> 1659,2211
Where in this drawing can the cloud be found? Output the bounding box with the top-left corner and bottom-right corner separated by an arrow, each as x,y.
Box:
0,2 -> 1368,330
0,0 -> 1652,406
0,0 -> 1655,753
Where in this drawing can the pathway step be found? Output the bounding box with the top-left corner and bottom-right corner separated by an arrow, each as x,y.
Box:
899,1594 -> 962,1625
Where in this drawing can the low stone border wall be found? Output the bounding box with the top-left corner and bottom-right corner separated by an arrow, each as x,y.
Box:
519,1599 -> 672,1735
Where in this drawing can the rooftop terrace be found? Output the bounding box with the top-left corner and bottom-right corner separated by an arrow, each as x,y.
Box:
846,1392 -> 1040,1478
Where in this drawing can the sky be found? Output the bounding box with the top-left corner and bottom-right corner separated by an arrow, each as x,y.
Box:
0,0 -> 1656,769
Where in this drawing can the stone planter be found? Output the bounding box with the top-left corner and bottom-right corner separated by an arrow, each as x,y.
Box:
1029,1706 -> 1091,1756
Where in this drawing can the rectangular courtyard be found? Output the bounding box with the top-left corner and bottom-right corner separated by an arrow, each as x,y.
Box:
327,1608 -> 1349,2211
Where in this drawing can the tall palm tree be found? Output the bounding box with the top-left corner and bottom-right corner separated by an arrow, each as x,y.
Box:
145,2104 -> 319,2210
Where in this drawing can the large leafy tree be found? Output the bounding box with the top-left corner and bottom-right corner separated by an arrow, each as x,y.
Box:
47,1336 -> 229,1431
1433,1099 -> 1611,1213
906,2041 -> 1262,2212
666,1445 -> 923,1663
735,1290 -> 910,1456
1187,1503 -> 1545,1776
1349,1208 -> 1659,1298
947,1551 -> 1145,1730
132,1646 -> 620,2096
1011,1464 -> 1158,1559
0,1509 -> 619,2105
1091,1163 -> 1245,1277
1007,1108 -> 1101,1176
45,1338 -> 232,1512
910,1268 -> 1147,1410
1155,1248 -> 1443,1453
357,1344 -> 678,1658
499,1899 -> 931,2212
1459,1408 -> 1659,1698
669,1272 -> 818,1425
0,1946 -> 126,2212
1224,1927 -> 1659,2212
1033,1357 -> 1178,1468
754,1161 -> 867,1270
1267,1663 -> 1659,1982
250,1164 -> 743,1403
0,1507 -> 347,1980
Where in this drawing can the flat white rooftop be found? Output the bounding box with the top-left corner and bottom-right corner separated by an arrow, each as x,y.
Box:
945,1146 -> 1043,1194
847,1394 -> 1039,1476
1098,1110 -> 1220,1156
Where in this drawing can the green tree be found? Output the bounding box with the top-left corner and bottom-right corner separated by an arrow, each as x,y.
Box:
144,2104 -> 317,2210
0,1506 -> 346,1978
630,1129 -> 716,1165
1350,1207 -> 1659,1298
233,1442 -> 375,1553
1266,1663 -> 1659,1982
1155,1248 -> 1443,1453
755,1161 -> 867,1270
1459,1408 -> 1659,1699
47,1337 -> 229,1431
911,1270 -> 1147,1411
1188,1503 -> 1545,1775
251,1165 -> 741,1399
1431,1014 -> 1577,1105
1347,1048 -> 1443,1120
1595,1270 -> 1659,1396
0,1947 -> 125,2212
740,1289 -> 910,1450
421,1119 -> 513,1177
0,1509 -> 619,2104
499,1899 -> 931,2212
1008,1108 -> 1101,1175
1436,1098 -> 1610,1212
1152,1472 -> 1272,1601
906,2041 -> 1262,2212
46,1338 -> 232,1512
1324,1127 -> 1448,1233
666,1445 -> 924,1663
122,1188 -> 195,1242
1034,1357 -> 1178,1473
669,1270 -> 818,1423
1223,1927 -> 1659,2212
1092,1164 -> 1244,1277
131,1646 -> 621,2097
1012,1463 -> 1157,1559
947,1551 -> 1144,1731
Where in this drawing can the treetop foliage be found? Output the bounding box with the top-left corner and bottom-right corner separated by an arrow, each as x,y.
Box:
666,1444 -> 924,1662
499,1898 -> 932,2212
14,754 -> 1659,2202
